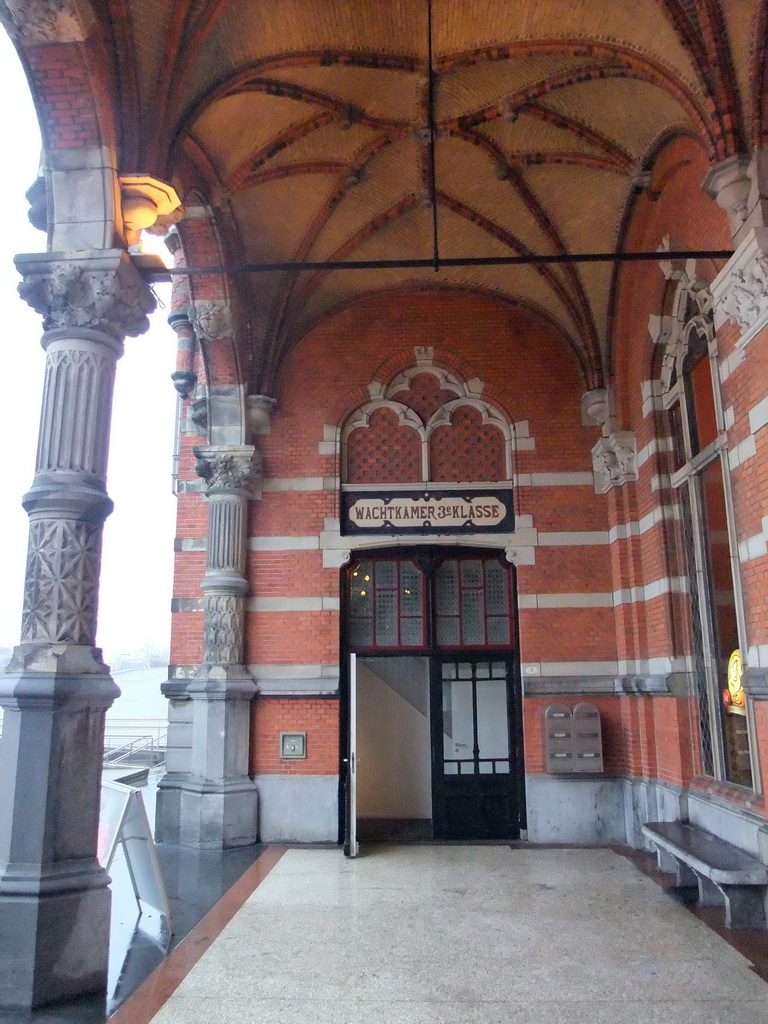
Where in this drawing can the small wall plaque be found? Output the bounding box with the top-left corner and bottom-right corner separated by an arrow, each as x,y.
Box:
280,732 -> 307,759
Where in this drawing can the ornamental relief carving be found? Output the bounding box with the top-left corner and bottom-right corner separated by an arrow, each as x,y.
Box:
719,254 -> 768,333
203,594 -> 243,665
18,262 -> 154,339
190,300 -> 233,343
0,0 -> 91,44
591,432 -> 638,495
21,518 -> 101,645
194,447 -> 262,494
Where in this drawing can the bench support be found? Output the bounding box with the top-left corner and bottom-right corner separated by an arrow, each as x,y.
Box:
718,885 -> 765,929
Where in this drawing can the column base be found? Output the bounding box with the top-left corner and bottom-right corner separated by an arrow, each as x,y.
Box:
0,877 -> 110,1009
154,772 -> 185,844
178,777 -> 259,849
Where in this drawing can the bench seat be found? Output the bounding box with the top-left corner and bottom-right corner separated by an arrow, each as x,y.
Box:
642,820 -> 768,929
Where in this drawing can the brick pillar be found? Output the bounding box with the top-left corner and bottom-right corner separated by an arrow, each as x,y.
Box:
0,250 -> 154,1008
176,445 -> 261,848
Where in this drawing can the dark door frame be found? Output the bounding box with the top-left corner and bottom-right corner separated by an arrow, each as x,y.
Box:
339,545 -> 526,845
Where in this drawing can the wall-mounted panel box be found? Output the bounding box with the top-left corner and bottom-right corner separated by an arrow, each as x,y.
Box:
544,702 -> 603,774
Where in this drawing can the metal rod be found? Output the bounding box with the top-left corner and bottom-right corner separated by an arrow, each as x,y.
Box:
427,0 -> 439,271
143,249 -> 734,279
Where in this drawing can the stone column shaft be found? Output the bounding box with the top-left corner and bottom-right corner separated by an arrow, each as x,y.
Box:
0,250 -> 154,1009
170,445 -> 261,849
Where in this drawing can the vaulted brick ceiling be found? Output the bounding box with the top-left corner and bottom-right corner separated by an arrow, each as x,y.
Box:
99,1 -> 764,385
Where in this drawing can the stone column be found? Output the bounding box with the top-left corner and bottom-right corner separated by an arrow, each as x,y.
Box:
0,250 -> 154,1009
176,445 -> 261,848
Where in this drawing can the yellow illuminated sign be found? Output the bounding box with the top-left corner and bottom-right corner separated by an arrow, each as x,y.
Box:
723,649 -> 747,717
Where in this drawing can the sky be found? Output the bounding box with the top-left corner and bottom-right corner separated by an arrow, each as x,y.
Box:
0,31 -> 177,661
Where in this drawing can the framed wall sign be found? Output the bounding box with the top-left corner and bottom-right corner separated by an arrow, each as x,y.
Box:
341,489 -> 514,536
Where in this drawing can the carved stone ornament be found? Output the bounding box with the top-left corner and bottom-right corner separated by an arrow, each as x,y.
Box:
21,518 -> 101,646
17,261 -> 154,339
190,300 -> 233,343
203,594 -> 243,665
580,389 -> 609,428
0,0 -> 93,44
194,446 -> 262,494
719,254 -> 768,333
592,432 -> 638,495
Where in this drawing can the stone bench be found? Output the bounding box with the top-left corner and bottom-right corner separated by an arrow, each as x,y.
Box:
642,820 -> 768,929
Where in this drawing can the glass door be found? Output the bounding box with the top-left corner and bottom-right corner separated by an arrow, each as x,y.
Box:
430,656 -> 523,839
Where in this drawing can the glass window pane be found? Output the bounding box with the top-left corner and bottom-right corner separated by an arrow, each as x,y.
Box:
487,617 -> 510,645
375,560 -> 396,588
441,663 -> 456,680
485,561 -> 509,615
375,589 -> 397,645
687,348 -> 718,454
479,762 -> 493,774
400,562 -> 422,616
700,461 -> 751,787
495,760 -> 510,774
444,762 -> 458,775
350,617 -> 373,646
460,559 -> 483,588
491,662 -> 506,677
457,760 -> 475,774
436,561 -> 459,614
351,560 -> 372,582
476,677 -> 509,760
400,617 -> 423,646
461,588 -> 485,645
475,662 -> 490,678
457,663 -> 473,679
443,678 -> 473,760
437,616 -> 460,645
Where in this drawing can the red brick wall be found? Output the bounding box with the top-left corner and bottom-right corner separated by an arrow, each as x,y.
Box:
250,697 -> 339,775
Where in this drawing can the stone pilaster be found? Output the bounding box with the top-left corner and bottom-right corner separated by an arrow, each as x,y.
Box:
169,446 -> 261,849
0,250 -> 155,1009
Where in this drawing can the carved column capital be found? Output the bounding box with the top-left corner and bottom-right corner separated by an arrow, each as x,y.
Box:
15,250 -> 155,342
190,299 -> 232,343
193,445 -> 261,497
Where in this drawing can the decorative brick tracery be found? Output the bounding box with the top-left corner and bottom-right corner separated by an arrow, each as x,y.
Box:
430,405 -> 505,482
345,406 -> 422,483
344,357 -> 510,485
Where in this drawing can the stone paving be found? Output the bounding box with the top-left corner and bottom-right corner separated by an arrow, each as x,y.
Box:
145,845 -> 768,1024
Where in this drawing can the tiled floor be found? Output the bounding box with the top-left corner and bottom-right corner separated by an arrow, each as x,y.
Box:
113,844 -> 768,1024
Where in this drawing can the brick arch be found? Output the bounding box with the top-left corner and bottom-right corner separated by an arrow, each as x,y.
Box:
175,188 -> 243,392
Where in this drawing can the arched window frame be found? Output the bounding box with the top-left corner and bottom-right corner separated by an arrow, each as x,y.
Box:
657,275 -> 757,788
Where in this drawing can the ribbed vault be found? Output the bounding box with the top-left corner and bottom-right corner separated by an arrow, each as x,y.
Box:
14,0 -> 768,390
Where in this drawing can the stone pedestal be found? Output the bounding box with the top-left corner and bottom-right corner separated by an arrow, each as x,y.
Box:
0,250 -> 154,1008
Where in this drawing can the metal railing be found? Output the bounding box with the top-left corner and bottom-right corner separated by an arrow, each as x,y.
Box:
103,720 -> 167,767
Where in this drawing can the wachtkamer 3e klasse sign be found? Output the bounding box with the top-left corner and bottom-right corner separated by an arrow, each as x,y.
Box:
341,489 -> 514,535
